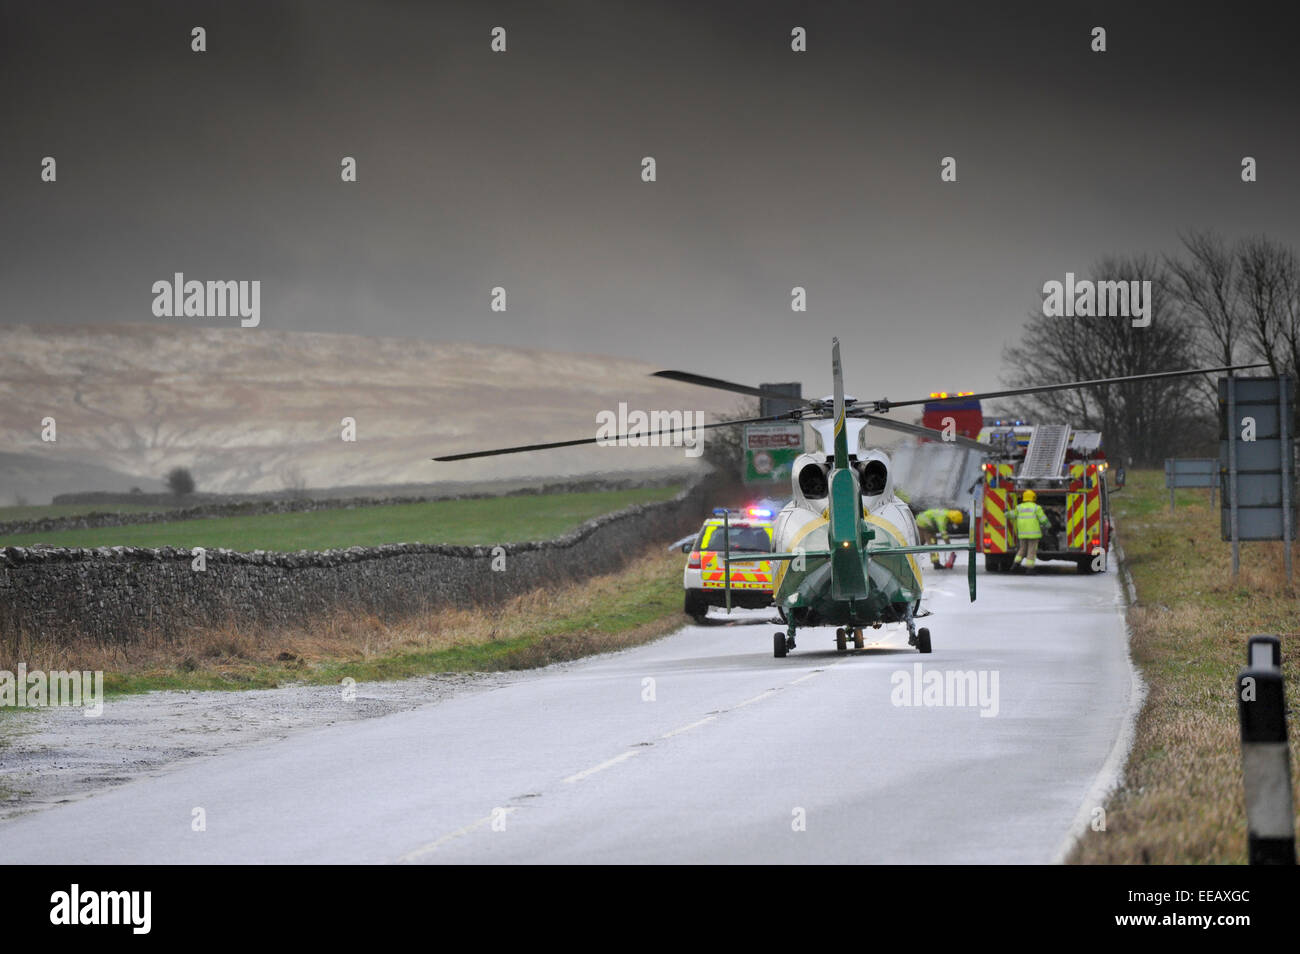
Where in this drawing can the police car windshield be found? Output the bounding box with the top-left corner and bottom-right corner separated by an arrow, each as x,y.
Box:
701,526 -> 771,552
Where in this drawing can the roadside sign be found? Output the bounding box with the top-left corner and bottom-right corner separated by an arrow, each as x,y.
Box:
744,423 -> 803,485
1166,458 -> 1217,487
759,382 -> 802,420
1219,375 -> 1295,579
1165,458 -> 1217,510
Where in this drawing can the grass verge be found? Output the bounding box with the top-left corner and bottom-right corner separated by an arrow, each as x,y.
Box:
1069,469 -> 1300,864
1,548 -> 688,697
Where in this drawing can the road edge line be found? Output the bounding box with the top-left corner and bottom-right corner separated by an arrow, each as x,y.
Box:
1049,531 -> 1147,864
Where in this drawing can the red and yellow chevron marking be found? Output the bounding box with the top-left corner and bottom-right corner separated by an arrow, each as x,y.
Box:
1066,492 -> 1085,549
1085,488 -> 1102,550
1068,464 -> 1085,491
982,488 -> 1009,552
985,463 -> 1015,486
701,552 -> 772,590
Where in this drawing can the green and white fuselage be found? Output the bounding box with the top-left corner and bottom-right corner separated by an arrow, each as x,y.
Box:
770,493 -> 927,628
726,338 -> 975,642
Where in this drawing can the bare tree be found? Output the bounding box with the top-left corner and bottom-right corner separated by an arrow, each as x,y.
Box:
1238,236 -> 1286,375
279,463 -> 309,500
1237,235 -> 1300,377
702,399 -> 759,495
1000,255 -> 1210,466
1165,229 -> 1243,369
1279,249 -> 1300,377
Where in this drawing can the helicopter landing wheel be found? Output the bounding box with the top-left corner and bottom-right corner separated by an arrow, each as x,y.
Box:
773,632 -> 788,658
835,628 -> 847,652
853,628 -> 864,650
917,627 -> 932,654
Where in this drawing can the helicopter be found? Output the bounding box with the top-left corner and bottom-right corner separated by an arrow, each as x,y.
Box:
435,339 -> 1259,658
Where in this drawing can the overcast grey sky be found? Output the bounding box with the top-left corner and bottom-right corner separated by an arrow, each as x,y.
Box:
2,0 -> 1297,402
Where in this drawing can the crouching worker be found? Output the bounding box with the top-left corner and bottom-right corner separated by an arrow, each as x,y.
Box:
916,507 -> 963,569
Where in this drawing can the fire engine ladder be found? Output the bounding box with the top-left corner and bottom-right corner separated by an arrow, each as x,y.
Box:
1019,424 -> 1071,478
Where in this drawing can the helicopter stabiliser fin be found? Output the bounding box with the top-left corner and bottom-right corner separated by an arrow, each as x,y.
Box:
865,538 -> 977,602
725,550 -> 832,563
864,543 -> 967,556
830,337 -> 849,470
968,538 -> 977,601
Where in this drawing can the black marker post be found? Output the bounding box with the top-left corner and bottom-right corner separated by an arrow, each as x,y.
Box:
1238,635 -> 1295,864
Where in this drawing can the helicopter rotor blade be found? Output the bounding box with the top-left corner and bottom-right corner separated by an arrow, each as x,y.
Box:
871,363 -> 1268,412
857,413 -> 997,453
433,413 -> 796,462
650,370 -> 809,407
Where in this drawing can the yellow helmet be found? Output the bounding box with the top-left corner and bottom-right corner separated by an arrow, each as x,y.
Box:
947,509 -> 963,524
1022,489 -> 1037,502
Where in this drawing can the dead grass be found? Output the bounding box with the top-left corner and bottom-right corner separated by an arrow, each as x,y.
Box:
1,548 -> 687,694
1069,471 -> 1300,864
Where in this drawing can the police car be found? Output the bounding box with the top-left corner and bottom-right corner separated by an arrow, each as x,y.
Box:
681,508 -> 776,622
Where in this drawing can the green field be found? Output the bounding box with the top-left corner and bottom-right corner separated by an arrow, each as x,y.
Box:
0,487 -> 681,551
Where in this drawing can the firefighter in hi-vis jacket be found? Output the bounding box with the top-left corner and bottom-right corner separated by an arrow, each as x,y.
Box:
1013,489 -> 1050,570
916,507 -> 963,568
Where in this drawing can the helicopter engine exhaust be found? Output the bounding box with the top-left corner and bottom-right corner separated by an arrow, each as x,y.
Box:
855,457 -> 889,497
795,456 -> 829,501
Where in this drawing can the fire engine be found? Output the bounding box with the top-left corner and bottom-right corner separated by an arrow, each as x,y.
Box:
920,391 -> 982,439
973,421 -> 1114,573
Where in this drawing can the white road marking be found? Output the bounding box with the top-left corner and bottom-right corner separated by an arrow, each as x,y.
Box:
788,669 -> 824,685
731,688 -> 779,709
1051,552 -> 1145,863
661,715 -> 717,738
401,657 -> 836,862
658,667 -> 824,737
397,807 -> 517,863
563,749 -> 639,784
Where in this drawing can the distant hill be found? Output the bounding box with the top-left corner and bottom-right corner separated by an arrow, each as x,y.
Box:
0,451 -> 154,507
0,324 -> 732,503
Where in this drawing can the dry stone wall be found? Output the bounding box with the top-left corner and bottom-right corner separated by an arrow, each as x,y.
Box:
0,483 -> 709,643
